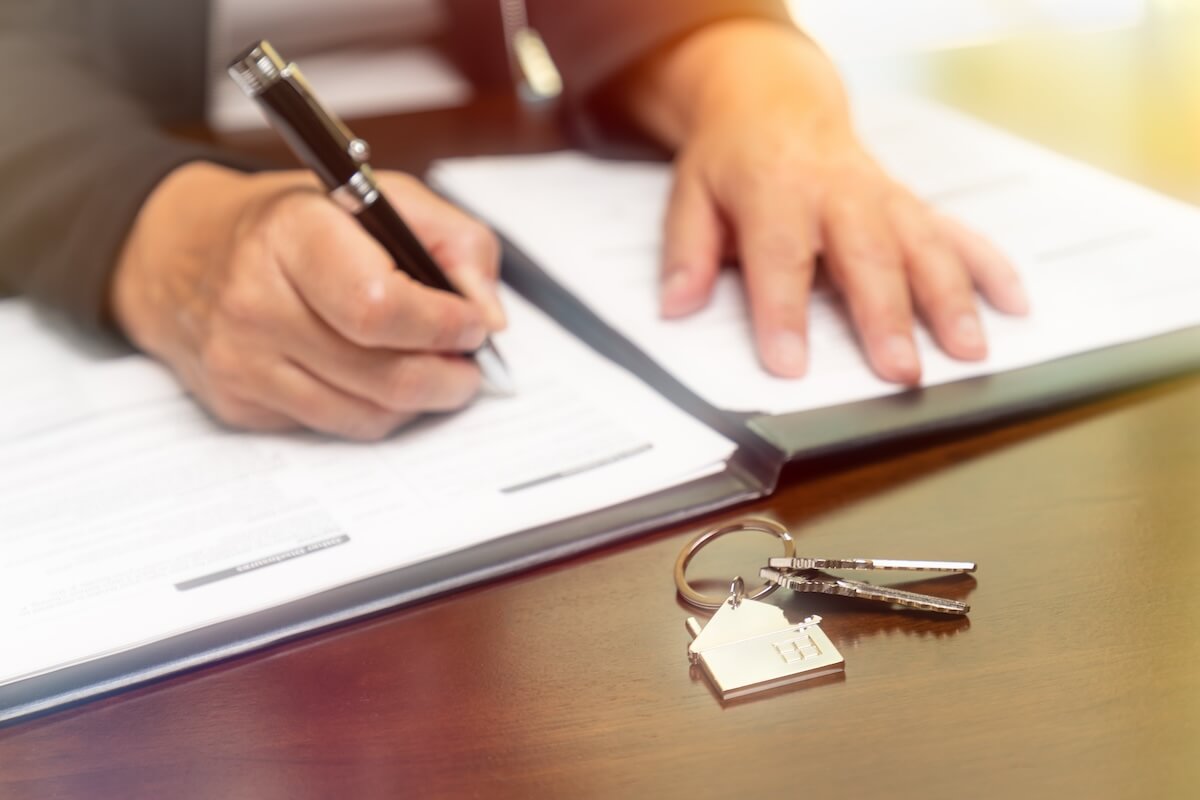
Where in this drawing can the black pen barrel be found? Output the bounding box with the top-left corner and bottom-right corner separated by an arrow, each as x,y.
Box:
228,42 -> 360,191
254,80 -> 359,190
356,198 -> 461,296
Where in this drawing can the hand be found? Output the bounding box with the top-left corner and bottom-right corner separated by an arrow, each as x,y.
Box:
111,163 -> 505,440
623,20 -> 1029,383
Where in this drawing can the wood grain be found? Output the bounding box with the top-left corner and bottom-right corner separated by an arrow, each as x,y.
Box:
3,14 -> 1199,799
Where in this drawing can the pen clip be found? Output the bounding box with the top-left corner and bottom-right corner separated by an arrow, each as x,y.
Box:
278,63 -> 361,158
230,40 -> 368,166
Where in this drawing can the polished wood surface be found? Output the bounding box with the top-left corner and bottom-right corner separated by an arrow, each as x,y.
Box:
3,10 -> 1199,798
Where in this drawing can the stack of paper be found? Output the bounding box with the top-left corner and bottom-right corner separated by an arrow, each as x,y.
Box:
430,96 -> 1200,416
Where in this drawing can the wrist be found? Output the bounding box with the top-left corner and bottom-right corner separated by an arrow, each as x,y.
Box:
623,19 -> 852,149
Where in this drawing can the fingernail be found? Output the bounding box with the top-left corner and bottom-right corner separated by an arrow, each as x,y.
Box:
1002,279 -> 1031,315
955,313 -> 984,349
458,321 -> 486,350
661,269 -> 692,314
453,269 -> 507,331
485,291 -> 508,331
772,331 -> 808,376
883,334 -> 920,381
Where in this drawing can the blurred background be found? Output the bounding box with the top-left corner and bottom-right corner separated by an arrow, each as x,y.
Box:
212,0 -> 1199,204
791,0 -> 1151,56
789,0 -> 1200,204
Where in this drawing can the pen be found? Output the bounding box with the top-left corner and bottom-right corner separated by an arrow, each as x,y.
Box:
227,40 -> 514,394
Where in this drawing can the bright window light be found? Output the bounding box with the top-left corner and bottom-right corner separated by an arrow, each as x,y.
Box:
789,0 -> 1149,56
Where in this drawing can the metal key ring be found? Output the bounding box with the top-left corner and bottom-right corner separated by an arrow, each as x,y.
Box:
674,518 -> 797,610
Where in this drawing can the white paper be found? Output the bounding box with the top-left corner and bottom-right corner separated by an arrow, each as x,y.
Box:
0,305 -> 181,440
0,289 -> 733,685
429,95 -> 1200,416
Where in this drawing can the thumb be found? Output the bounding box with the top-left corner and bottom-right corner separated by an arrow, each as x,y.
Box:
377,171 -> 507,331
426,223 -> 507,332
446,258 -> 506,332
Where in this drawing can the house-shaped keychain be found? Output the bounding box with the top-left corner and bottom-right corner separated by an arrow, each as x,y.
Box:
686,584 -> 845,700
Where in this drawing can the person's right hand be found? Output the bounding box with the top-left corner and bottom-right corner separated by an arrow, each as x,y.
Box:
110,162 -> 505,440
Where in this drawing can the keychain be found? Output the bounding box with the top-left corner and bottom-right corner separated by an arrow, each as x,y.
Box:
675,519 -> 976,700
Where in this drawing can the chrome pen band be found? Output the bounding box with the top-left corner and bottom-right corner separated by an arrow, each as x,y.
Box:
228,42 -> 287,97
330,168 -> 381,214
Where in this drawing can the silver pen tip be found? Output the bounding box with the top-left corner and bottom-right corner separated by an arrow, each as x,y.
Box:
475,341 -> 516,396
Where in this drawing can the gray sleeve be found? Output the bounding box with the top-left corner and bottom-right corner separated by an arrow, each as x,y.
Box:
0,0 -> 253,332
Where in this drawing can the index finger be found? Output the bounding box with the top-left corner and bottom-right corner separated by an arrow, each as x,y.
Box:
823,193 -> 922,385
271,194 -> 487,353
730,183 -> 817,378
377,173 -> 507,330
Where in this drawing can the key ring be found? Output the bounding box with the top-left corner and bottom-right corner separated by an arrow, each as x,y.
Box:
674,518 -> 797,610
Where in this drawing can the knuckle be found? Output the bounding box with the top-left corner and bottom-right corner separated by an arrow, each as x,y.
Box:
464,222 -> 501,264
340,282 -> 392,344
899,211 -> 946,253
898,218 -> 955,262
282,387 -> 388,441
749,228 -> 811,265
256,188 -> 327,243
444,364 -> 483,409
426,303 -> 471,351
214,278 -> 265,328
840,238 -> 899,272
914,255 -> 971,297
761,299 -> 808,326
197,338 -> 242,385
383,358 -> 481,412
736,163 -> 773,193
378,172 -> 422,202
740,165 -> 797,200
907,228 -> 949,257
205,391 -> 258,430
856,293 -> 910,329
383,360 -> 433,408
825,189 -> 872,222
829,160 -> 896,201
934,213 -> 980,246
341,411 -> 403,442
717,157 -> 770,201
383,171 -> 420,191
275,185 -> 329,218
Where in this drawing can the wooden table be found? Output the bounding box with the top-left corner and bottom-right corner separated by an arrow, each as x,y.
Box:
3,11 -> 1199,798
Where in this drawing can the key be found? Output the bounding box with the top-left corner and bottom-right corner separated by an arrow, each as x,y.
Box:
760,567 -> 971,614
686,578 -> 845,700
768,557 -> 976,573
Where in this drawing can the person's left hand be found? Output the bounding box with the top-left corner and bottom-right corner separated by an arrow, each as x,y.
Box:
621,19 -> 1030,384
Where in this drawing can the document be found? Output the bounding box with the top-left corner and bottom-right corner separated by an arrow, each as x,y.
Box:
8,92 -> 1198,718
430,95 -> 1200,416
0,289 -> 733,687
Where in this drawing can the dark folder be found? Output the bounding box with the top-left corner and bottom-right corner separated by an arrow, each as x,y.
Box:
3,237 -> 1198,726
